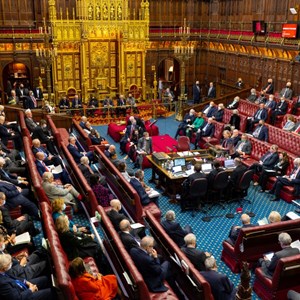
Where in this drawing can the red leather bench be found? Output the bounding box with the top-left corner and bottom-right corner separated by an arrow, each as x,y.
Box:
144,211 -> 214,300
253,254 -> 300,300
221,219 -> 300,273
223,108 -> 248,132
108,118 -> 159,142
94,146 -> 161,224
98,205 -> 178,300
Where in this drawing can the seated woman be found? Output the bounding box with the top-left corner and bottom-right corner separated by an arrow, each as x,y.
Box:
52,198 -> 89,233
55,215 -> 103,266
90,174 -> 114,207
185,112 -> 205,139
229,109 -> 241,130
89,128 -> 106,145
69,257 -> 120,300
117,162 -> 132,182
282,115 -> 296,132
258,152 -> 289,193
215,130 -> 234,156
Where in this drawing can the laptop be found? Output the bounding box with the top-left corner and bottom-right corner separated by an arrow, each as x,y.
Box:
173,158 -> 186,167
224,159 -> 236,169
201,163 -> 213,174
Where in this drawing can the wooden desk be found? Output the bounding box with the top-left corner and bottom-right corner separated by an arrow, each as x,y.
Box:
147,150 -> 214,198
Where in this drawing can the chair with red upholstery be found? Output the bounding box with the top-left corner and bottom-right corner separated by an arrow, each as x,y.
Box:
253,254 -> 300,300
176,136 -> 190,151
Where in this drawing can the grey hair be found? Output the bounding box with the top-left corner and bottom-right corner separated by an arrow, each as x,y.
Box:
204,256 -> 216,270
140,236 -> 154,249
42,171 -> 54,182
165,210 -> 175,221
278,232 -> 292,246
184,233 -> 196,246
0,254 -> 12,271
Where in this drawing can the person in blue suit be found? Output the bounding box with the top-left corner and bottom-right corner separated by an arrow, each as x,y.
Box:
252,120 -> 269,142
264,94 -> 277,111
67,136 -> 94,164
201,256 -> 236,300
0,253 -> 54,300
202,101 -> 217,118
174,109 -> 196,139
194,117 -> 215,149
246,103 -> 268,133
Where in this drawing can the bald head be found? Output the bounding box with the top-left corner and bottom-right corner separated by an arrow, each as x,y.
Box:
119,219 -> 131,232
241,213 -> 251,225
110,199 -> 121,211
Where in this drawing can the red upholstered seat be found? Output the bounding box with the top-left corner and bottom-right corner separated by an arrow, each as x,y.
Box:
253,254 -> 300,300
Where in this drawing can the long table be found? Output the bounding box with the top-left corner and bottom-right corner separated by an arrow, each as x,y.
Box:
147,149 -> 214,198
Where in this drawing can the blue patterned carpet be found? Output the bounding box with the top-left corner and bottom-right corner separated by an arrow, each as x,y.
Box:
91,116 -> 300,300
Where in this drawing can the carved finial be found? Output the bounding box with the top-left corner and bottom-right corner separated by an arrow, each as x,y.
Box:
235,262 -> 252,300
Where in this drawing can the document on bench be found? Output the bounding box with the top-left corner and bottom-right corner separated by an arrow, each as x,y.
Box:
15,232 -> 31,246
291,240 -> 300,251
258,217 -> 268,226
131,223 -> 145,230
147,188 -> 160,198
264,252 -> 274,261
51,165 -> 63,174
286,211 -> 300,220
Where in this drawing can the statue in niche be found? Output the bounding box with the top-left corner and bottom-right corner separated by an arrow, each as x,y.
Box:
88,5 -> 93,20
117,4 -> 122,20
110,4 -> 115,20
96,6 -> 101,20
103,4 -> 108,20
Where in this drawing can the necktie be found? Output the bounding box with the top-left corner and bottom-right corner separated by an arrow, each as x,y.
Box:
263,152 -> 272,163
256,110 -> 262,119
237,142 -> 245,151
202,124 -> 209,133
295,125 -> 300,133
253,126 -> 262,138
1,169 -> 9,178
31,96 -> 37,107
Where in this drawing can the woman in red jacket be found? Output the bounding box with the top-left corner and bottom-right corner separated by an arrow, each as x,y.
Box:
69,257 -> 120,300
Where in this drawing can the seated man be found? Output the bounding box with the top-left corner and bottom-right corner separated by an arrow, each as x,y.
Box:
71,94 -> 83,109
130,236 -> 183,298
35,152 -> 71,184
78,156 -> 94,184
227,96 -> 240,109
119,219 -> 140,252
58,96 -> 70,111
252,119 -> 268,142
231,129 -> 241,146
0,157 -> 28,187
41,172 -> 82,209
104,144 -> 121,167
185,112 -> 205,138
127,115 -> 146,136
202,101 -> 217,117
0,180 -> 39,220
231,133 -> 252,159
279,81 -> 293,100
103,96 -> 115,117
246,103 -> 268,133
67,136 -> 94,164
135,132 -> 152,169
174,109 -> 196,139
130,170 -> 159,207
247,88 -> 257,103
207,160 -> 224,189
261,78 -> 274,94
24,109 -> 38,133
106,199 -> 128,231
270,97 -> 288,125
181,233 -> 210,272
269,157 -> 300,202
161,210 -> 192,247
194,117 -> 215,149
87,96 -> 99,116
116,95 -> 127,117
126,93 -> 139,114
200,256 -> 236,300
227,158 -> 247,199
264,94 -> 277,111
259,232 -> 299,278
0,116 -> 22,151
79,116 -> 88,130
212,103 -> 225,122
226,213 -> 255,245
0,253 -> 53,299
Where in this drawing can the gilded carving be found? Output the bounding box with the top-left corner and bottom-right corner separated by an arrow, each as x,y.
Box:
63,56 -> 73,79
90,43 -> 109,67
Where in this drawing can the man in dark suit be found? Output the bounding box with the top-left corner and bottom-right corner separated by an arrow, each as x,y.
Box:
194,117 -> 215,149
201,256 -> 236,300
259,232 -> 299,278
0,157 -> 28,187
116,95 -> 127,117
231,129 -> 241,146
119,219 -> 140,252
106,199 -> 128,231
181,233 -> 209,272
212,103 -> 225,122
174,109 -> 196,139
135,132 -> 153,169
130,236 -> 184,299
161,210 -> 192,247
67,136 -> 94,164
249,145 -> 279,184
207,160 -> 224,189
264,94 -> 277,111
270,97 -> 289,125
24,109 -> 38,132
32,86 -> 43,100
130,169 -> 159,206
193,80 -> 201,104
247,88 -> 258,103
127,115 -> 146,135
262,78 -> 274,94
207,82 -> 216,98
32,139 -> 61,167
202,101 -> 217,117
269,157 -> 300,201
78,156 -> 94,184
0,116 -> 22,151
0,253 -> 53,300
58,96 -> 70,111
227,96 -> 240,109
87,96 -> 99,116
252,120 -> 269,142
71,94 -> 83,109
0,180 -> 39,219
246,103 -> 268,133
227,158 -> 247,198
16,83 -> 29,107
231,133 -> 252,158
226,213 -> 255,245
